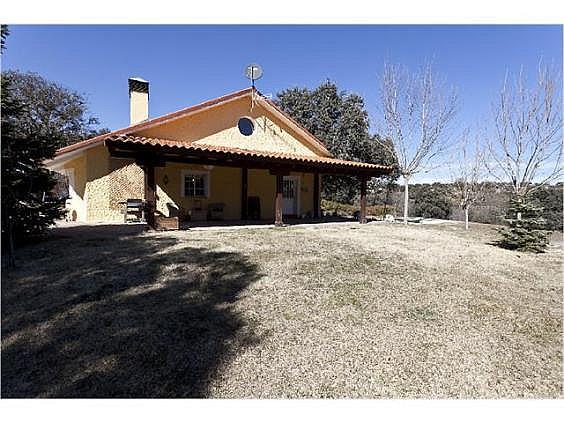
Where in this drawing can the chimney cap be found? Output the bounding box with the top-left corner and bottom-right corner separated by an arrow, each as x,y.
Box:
129,76 -> 149,83
128,77 -> 149,95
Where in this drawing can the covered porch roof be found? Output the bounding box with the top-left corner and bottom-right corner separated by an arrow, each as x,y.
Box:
105,134 -> 394,177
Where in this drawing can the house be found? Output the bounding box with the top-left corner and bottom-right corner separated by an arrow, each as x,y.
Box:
46,78 -> 392,228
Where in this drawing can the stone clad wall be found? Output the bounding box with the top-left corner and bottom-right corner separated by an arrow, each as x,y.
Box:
84,145 -> 144,222
107,159 -> 145,220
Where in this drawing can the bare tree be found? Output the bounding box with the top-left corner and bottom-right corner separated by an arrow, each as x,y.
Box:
450,130 -> 485,230
485,62 -> 563,205
377,62 -> 458,224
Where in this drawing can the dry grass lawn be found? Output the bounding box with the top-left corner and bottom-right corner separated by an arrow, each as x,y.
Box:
2,221 -> 562,398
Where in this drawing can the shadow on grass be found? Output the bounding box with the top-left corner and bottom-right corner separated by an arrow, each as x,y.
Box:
1,224 -> 262,398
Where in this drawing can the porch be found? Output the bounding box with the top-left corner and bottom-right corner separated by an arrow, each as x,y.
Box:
105,134 -> 392,229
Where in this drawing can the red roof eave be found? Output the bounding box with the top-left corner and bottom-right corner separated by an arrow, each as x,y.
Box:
105,134 -> 393,172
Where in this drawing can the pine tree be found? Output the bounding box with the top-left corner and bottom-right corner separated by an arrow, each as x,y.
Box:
1,33 -> 108,266
497,195 -> 551,253
1,74 -> 66,266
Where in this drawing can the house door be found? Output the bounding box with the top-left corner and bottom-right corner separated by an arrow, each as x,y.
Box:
282,176 -> 299,216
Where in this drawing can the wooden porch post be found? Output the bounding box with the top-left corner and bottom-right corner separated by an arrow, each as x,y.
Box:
275,173 -> 284,226
313,172 -> 320,219
241,167 -> 248,220
144,163 -> 156,228
359,175 -> 367,224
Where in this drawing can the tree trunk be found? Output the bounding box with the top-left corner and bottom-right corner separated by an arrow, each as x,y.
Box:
516,195 -> 522,221
464,206 -> 469,230
359,176 -> 367,224
403,176 -> 410,225
7,217 -> 15,268
274,174 -> 283,226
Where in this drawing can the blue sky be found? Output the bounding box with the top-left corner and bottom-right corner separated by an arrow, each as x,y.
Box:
2,25 -> 562,181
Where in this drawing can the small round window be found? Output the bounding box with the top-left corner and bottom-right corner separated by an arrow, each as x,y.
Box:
238,117 -> 255,136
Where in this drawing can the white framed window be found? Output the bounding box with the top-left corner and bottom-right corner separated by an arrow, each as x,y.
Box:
53,168 -> 75,200
181,170 -> 210,198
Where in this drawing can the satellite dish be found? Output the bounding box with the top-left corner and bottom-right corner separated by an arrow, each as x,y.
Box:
245,63 -> 263,87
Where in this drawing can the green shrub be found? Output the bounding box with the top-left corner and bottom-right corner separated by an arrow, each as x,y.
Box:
321,199 -> 394,218
413,187 -> 453,219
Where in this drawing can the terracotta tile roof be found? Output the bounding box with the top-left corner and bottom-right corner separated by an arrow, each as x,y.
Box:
105,134 -> 393,172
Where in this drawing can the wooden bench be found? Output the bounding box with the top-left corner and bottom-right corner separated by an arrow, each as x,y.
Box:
394,216 -> 424,223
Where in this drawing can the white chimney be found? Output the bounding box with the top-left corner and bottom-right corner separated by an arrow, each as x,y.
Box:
128,77 -> 149,125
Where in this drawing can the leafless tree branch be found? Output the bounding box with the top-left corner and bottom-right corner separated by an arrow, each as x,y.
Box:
377,61 -> 458,223
449,129 -> 486,229
486,60 -> 563,198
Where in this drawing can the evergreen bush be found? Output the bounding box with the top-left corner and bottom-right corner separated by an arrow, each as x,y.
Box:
497,195 -> 551,253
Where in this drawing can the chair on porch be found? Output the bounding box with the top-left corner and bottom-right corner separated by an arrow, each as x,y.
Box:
207,203 -> 225,221
187,200 -> 207,221
121,198 -> 144,223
